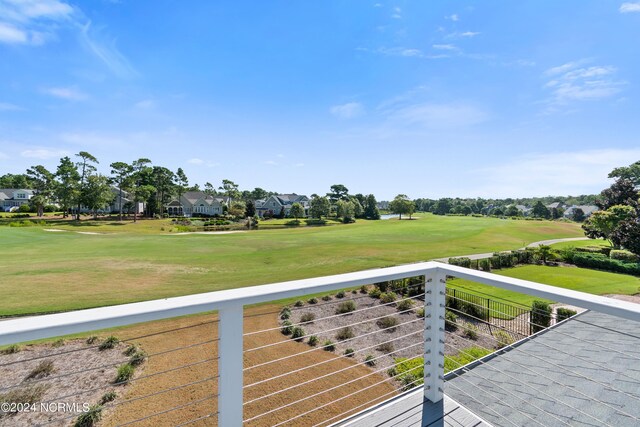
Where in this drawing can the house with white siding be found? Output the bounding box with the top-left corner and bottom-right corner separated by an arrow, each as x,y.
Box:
0,189 -> 34,212
165,191 -> 226,217
255,194 -> 309,217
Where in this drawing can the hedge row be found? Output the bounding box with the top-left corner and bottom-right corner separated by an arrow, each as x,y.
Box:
564,252 -> 640,276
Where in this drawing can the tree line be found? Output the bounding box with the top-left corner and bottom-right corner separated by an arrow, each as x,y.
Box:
0,152 -> 281,220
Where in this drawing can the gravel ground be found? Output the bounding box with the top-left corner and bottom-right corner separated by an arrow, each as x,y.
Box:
0,339 -> 136,427
286,290 -> 507,378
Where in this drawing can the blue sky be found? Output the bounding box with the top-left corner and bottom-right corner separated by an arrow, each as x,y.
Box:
0,0 -> 639,199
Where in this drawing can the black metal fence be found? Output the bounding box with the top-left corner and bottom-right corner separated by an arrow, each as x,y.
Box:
446,287 -> 532,337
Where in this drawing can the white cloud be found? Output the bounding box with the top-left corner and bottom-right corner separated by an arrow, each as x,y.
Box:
21,148 -> 68,159
44,86 -> 88,101
391,6 -> 402,19
446,31 -> 480,39
294,163 -> 305,167
135,99 -> 155,109
373,3 -> 382,7
276,153 -> 285,158
0,102 -> 22,111
543,62 -> 625,109
79,22 -> 138,79
330,102 -> 364,119
377,47 -> 423,57
620,2 -> 640,13
0,22 -> 27,43
432,44 -> 457,51
187,158 -> 204,165
470,149 -> 640,198
0,0 -> 74,45
264,160 -> 278,166
389,102 -> 489,128
446,14 -> 459,21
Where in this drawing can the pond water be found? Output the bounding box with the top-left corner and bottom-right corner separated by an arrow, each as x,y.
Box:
379,214 -> 399,220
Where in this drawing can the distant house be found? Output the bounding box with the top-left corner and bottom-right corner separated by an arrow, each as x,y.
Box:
515,205 -> 531,215
256,194 -> 309,217
564,205 -> 599,219
546,202 -> 565,210
377,201 -> 390,210
165,191 -> 226,217
0,189 -> 34,212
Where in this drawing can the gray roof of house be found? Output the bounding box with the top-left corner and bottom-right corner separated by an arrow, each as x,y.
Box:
273,194 -> 308,205
446,310 -> 640,426
565,205 -> 599,216
0,188 -> 34,201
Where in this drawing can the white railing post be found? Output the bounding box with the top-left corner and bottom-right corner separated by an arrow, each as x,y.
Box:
424,271 -> 446,403
218,305 -> 244,426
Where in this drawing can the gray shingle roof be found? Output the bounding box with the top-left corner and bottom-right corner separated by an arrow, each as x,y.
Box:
446,311 -> 640,426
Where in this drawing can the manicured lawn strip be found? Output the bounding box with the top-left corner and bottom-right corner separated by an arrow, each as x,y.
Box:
0,215 -> 582,315
549,238 -> 609,250
449,265 -> 640,308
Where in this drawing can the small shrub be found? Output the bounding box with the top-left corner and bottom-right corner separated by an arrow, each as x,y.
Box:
556,307 -> 578,322
74,405 -> 102,427
610,249 -> 638,263
0,385 -> 48,411
335,290 -> 346,298
99,336 -> 119,351
364,355 -> 376,367
376,316 -> 399,331
478,258 -> 491,272
495,330 -> 514,349
321,295 -> 332,302
531,300 -> 552,333
336,300 -> 356,314
360,285 -> 368,294
351,289 -> 358,294
25,360 -> 54,380
335,327 -> 355,341
123,344 -> 139,357
280,320 -> 293,335
308,335 -> 318,346
86,336 -> 98,345
1,344 -> 21,354
376,342 -> 394,354
445,310 -> 458,332
416,308 -> 425,318
396,298 -> 414,312
463,323 -> 479,341
99,391 -> 117,405
307,297 -> 318,304
368,288 -> 382,299
344,348 -> 355,357
323,340 -> 336,351
291,327 -> 305,342
129,348 -> 147,366
280,307 -> 291,320
379,292 -> 397,304
114,363 -> 135,384
300,312 -> 315,323
52,338 -> 65,348
294,300 -> 304,307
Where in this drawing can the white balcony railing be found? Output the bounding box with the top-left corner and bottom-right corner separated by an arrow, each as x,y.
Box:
1,261 -> 639,426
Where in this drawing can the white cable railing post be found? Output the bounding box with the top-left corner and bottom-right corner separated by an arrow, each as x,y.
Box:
218,304 -> 244,426
424,271 -> 446,403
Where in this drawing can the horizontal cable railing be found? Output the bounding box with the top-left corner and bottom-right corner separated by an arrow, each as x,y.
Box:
1,262 -> 640,426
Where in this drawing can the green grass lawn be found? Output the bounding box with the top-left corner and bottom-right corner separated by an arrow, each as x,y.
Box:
0,214 -> 583,315
449,264 -> 640,308
549,238 -> 609,250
